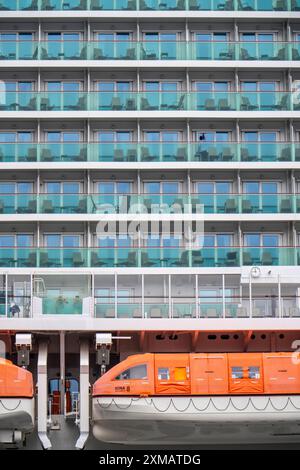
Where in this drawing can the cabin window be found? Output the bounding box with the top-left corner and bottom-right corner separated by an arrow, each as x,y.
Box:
174,367 -> 188,381
248,366 -> 260,379
114,364 -> 147,380
158,367 -> 170,380
231,366 -> 243,379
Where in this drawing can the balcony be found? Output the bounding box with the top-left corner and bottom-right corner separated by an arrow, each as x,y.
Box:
0,41 -> 297,61
0,0 -> 298,11
0,246 -> 298,268
0,91 -> 296,111
0,141 -> 296,163
1,193 -> 300,214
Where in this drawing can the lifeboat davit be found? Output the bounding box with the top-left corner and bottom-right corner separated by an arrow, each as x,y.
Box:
0,358 -> 34,445
92,353 -> 300,445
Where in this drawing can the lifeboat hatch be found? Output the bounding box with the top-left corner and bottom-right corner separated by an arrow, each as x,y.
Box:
154,354 -> 191,395
190,354 -> 228,395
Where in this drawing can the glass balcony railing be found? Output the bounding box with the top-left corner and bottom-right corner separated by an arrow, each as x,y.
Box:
42,295 -> 83,314
0,246 -> 297,268
0,0 -> 298,11
0,192 -> 297,214
0,41 -> 298,61
0,91 -> 297,111
0,142 -> 297,163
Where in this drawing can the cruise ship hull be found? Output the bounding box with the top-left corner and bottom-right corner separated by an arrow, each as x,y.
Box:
92,395 -> 300,445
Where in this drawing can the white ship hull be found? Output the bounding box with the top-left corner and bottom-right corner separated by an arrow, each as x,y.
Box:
0,398 -> 34,444
92,395 -> 300,445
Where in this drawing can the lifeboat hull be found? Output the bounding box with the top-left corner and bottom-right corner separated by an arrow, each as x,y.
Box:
0,398 -> 34,444
92,395 -> 300,445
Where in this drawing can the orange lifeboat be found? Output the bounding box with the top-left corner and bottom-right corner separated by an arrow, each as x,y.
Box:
92,352 -> 300,445
0,358 -> 34,445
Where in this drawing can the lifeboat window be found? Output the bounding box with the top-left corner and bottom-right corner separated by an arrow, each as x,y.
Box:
231,366 -> 243,379
115,364 -> 147,380
158,367 -> 170,380
248,366 -> 260,379
174,367 -> 188,381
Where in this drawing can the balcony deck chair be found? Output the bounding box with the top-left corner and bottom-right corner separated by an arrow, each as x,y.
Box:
189,0 -> 199,9
141,252 -> 157,267
26,147 -> 37,161
141,98 -> 157,110
171,0 -> 185,9
224,198 -> 237,213
126,149 -> 137,161
192,250 -> 204,266
175,147 -> 186,161
17,200 -> 37,214
279,148 -> 291,161
172,250 -> 189,266
168,95 -> 185,110
19,97 -> 37,111
114,251 -> 136,267
111,97 -> 122,110
24,0 -> 38,9
222,147 -> 234,161
141,146 -> 156,161
40,98 -> 55,111
240,48 -> 255,60
206,308 -> 218,318
292,48 -> 300,60
225,251 -> 238,266
261,251 -> 273,265
41,149 -> 53,161
72,0 -> 87,9
207,146 -> 218,160
240,96 -> 258,110
218,98 -> 231,110
122,48 -> 136,60
237,306 -> 248,317
280,199 -> 292,213
242,199 -> 253,214
149,307 -> 162,318
22,253 -> 36,267
68,96 -> 86,111
91,0 -> 103,9
40,48 -> 49,60
41,199 -> 54,213
141,47 -> 157,60
272,95 -> 288,111
140,0 -> 154,9
40,253 -> 60,267
204,98 -> 216,110
274,0 -> 285,9
132,308 -> 142,318
125,98 -> 136,110
0,201 -> 4,213
73,199 -> 87,213
104,308 -> 115,318
172,198 -> 184,212
125,0 -> 136,10
72,252 -> 84,267
93,48 -> 105,60
91,252 -> 107,267
114,149 -> 125,161
75,148 -> 87,161
252,308 -> 263,317
289,307 -> 300,317
273,48 -> 285,60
